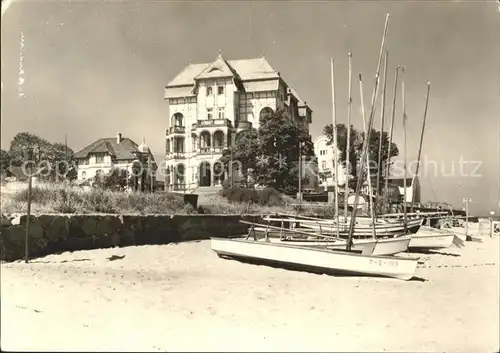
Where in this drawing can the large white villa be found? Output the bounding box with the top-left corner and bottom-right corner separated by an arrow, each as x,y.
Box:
164,53 -> 313,191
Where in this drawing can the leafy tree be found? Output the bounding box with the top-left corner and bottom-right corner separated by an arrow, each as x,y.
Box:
323,123 -> 399,191
93,168 -> 130,191
8,132 -> 75,181
218,128 -> 260,188
255,109 -> 314,193
217,109 -> 314,194
9,132 -> 52,166
0,149 -> 11,173
216,110 -> 311,193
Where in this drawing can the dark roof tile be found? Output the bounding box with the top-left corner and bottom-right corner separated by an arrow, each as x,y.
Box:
74,138 -> 141,161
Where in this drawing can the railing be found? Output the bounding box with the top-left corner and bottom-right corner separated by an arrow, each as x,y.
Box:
171,183 -> 187,191
236,121 -> 252,129
197,146 -> 226,155
165,152 -> 186,160
166,182 -> 200,192
167,126 -> 185,135
196,119 -> 232,128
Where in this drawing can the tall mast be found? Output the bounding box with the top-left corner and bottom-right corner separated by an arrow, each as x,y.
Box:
376,51 -> 389,211
359,74 -> 377,239
384,66 -> 400,208
344,52 -> 353,221
347,14 -> 390,250
330,58 -> 340,238
410,82 -> 431,213
402,67 -> 408,233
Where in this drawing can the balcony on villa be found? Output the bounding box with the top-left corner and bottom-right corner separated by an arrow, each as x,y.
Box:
196,146 -> 226,156
193,119 -> 232,130
166,126 -> 186,136
165,151 -> 187,160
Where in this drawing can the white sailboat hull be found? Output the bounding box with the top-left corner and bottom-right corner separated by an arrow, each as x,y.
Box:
371,236 -> 412,255
258,236 -> 410,256
406,226 -> 459,250
210,237 -> 419,280
446,227 -> 482,243
296,218 -> 422,237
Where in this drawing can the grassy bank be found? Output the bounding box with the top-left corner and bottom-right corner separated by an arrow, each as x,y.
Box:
0,182 -> 338,217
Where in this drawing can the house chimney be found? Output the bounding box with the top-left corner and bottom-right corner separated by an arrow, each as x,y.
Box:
117,132 -> 122,144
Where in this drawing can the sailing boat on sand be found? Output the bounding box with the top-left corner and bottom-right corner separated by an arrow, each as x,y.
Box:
392,78 -> 461,250
211,14 -> 422,280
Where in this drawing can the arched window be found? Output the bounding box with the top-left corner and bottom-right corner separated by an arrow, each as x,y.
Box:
213,131 -> 225,148
199,162 -> 211,187
175,163 -> 185,185
200,131 -> 211,152
171,113 -> 184,127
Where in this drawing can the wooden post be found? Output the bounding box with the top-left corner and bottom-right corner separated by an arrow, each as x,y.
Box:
330,58 -> 340,239
463,197 -> 471,236
402,67 -> 408,234
25,148 -> 34,263
490,212 -> 494,237
359,73 -> 377,239
410,82 -> 431,212
344,52 -> 353,221
384,66 -> 400,210
347,14 -> 390,250
375,51 -> 388,208
298,142 -> 302,202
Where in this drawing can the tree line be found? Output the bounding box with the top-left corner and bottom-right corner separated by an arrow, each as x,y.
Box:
1,113 -> 400,196
1,132 -> 76,181
217,108 -> 399,195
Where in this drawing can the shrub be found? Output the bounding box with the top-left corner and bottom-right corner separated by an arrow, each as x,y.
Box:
220,186 -> 284,207
183,203 -> 197,214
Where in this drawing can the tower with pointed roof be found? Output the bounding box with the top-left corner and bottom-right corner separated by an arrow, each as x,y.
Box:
163,52 -> 313,192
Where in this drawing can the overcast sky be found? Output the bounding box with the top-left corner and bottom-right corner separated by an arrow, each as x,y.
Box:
1,0 -> 499,215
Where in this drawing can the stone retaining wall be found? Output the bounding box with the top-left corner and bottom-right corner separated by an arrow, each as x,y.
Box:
0,214 -> 262,262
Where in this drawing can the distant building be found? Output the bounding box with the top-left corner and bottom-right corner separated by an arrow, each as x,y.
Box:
386,176 -> 421,203
164,52 -> 313,192
313,135 -> 347,188
73,133 -> 157,183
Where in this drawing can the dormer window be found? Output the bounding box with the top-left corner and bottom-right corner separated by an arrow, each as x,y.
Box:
95,153 -> 105,164
217,86 -> 224,95
207,86 -> 213,96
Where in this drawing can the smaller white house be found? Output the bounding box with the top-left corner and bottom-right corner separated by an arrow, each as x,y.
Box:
313,135 -> 347,188
74,133 -> 156,181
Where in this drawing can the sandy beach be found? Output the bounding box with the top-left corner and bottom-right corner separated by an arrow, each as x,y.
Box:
1,235 -> 499,352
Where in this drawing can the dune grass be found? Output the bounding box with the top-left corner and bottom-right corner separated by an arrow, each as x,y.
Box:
1,182 -> 186,215
0,181 -> 340,217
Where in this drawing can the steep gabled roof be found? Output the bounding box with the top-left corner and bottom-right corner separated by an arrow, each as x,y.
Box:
166,56 -> 280,87
194,54 -> 237,80
73,138 -> 141,161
